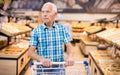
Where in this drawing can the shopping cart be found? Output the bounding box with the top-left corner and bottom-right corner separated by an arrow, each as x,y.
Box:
30,61 -> 91,75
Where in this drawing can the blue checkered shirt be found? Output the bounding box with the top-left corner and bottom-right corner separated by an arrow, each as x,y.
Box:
29,22 -> 72,62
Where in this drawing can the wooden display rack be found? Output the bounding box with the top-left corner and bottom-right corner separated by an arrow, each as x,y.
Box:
0,47 -> 30,75
89,49 -> 120,75
0,24 -> 32,75
79,36 -> 98,57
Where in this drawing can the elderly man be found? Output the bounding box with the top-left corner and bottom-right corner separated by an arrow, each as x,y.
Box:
28,2 -> 74,75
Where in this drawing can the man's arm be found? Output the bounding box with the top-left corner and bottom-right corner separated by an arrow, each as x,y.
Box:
28,46 -> 52,66
65,42 -> 74,66
66,42 -> 74,57
28,46 -> 43,61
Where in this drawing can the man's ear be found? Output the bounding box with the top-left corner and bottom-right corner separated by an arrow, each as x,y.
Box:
54,12 -> 58,18
55,12 -> 57,16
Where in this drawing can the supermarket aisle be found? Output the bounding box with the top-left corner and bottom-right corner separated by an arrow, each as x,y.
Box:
24,43 -> 88,75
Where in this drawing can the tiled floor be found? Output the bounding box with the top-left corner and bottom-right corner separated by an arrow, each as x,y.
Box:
24,43 -> 88,75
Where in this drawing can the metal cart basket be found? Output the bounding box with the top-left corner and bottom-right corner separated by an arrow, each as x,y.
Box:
30,61 -> 91,75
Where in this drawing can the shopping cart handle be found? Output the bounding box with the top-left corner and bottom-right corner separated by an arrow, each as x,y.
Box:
83,61 -> 88,66
30,61 -> 88,66
30,61 -> 34,67
30,61 -> 65,66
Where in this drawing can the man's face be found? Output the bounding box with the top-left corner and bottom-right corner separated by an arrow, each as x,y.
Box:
41,4 -> 57,24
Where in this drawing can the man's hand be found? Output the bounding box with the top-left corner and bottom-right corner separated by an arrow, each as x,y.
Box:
40,57 -> 52,67
65,42 -> 74,66
65,57 -> 74,66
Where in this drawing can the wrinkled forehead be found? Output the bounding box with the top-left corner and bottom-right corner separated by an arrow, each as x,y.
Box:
41,4 -> 52,11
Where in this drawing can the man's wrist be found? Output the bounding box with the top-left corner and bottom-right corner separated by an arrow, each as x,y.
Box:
37,56 -> 44,62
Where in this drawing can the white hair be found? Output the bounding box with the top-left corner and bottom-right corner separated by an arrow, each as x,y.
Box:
43,2 -> 57,13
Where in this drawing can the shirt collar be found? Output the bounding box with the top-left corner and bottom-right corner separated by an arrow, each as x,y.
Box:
42,22 -> 58,30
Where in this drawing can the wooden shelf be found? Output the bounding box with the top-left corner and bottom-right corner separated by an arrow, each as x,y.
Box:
0,40 -> 31,75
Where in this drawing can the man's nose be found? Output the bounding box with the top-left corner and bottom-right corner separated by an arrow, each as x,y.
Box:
43,12 -> 48,16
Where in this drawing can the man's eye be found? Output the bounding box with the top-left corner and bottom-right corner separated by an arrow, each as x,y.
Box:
46,11 -> 50,13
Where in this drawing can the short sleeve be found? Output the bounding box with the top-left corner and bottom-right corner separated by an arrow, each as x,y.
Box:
63,26 -> 72,44
29,29 -> 38,46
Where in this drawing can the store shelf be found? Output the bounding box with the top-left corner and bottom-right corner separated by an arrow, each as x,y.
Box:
84,26 -> 103,34
0,40 -> 30,75
79,36 -> 98,56
96,28 -> 120,47
0,23 -> 31,37
89,50 -> 119,75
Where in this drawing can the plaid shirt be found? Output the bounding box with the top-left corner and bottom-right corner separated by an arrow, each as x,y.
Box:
29,22 -> 72,62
